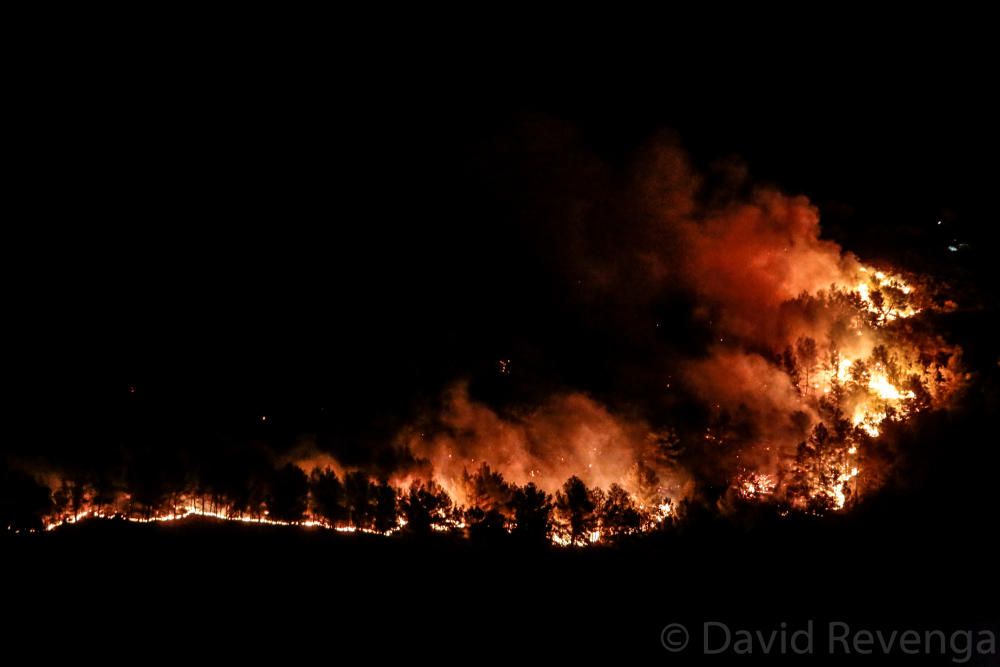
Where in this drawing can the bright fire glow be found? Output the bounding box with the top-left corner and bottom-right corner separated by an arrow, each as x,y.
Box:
869,373 -> 916,401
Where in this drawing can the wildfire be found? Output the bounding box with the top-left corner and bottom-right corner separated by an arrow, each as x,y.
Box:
852,409 -> 885,437
832,467 -> 861,510
43,502 -> 401,536
868,373 -> 916,401
837,358 -> 853,382
713,262 -> 963,513
851,266 -> 920,323
38,484 -> 675,548
17,251 -> 960,539
31,255 -> 957,537
28,257 -> 959,539
738,472 -> 777,499
845,371 -> 916,437
1,141 -> 969,547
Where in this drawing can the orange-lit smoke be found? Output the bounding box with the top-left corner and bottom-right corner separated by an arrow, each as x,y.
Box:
395,382 -> 689,506
389,137 -> 964,512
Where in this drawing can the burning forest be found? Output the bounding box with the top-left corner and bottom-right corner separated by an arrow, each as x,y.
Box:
1,143 -> 968,547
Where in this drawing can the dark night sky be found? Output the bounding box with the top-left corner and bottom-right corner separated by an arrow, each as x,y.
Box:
5,28 -> 998,473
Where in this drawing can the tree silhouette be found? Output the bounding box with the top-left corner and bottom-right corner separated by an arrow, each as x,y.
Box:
268,463 -> 308,522
241,472 -> 270,520
126,451 -> 175,519
869,289 -> 887,323
52,477 -> 89,522
906,374 -> 933,412
345,471 -> 374,529
600,483 -> 641,539
849,358 -> 871,387
373,481 -> 399,533
309,468 -> 348,526
462,463 -> 513,514
462,463 -> 515,535
401,480 -> 452,535
795,336 -> 818,397
819,349 -> 852,442
780,345 -> 800,389
555,476 -> 599,545
216,451 -> 272,519
648,429 -> 684,468
510,482 -> 552,545
786,422 -> 844,512
89,471 -> 119,516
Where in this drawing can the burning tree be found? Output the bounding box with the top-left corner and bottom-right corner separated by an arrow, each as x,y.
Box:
554,476 -> 602,545
401,480 -> 454,535
461,463 -> 514,516
599,483 -> 642,539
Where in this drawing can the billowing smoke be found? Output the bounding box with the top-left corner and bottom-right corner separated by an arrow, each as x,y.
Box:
389,130 -> 963,513
394,381 -> 691,506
